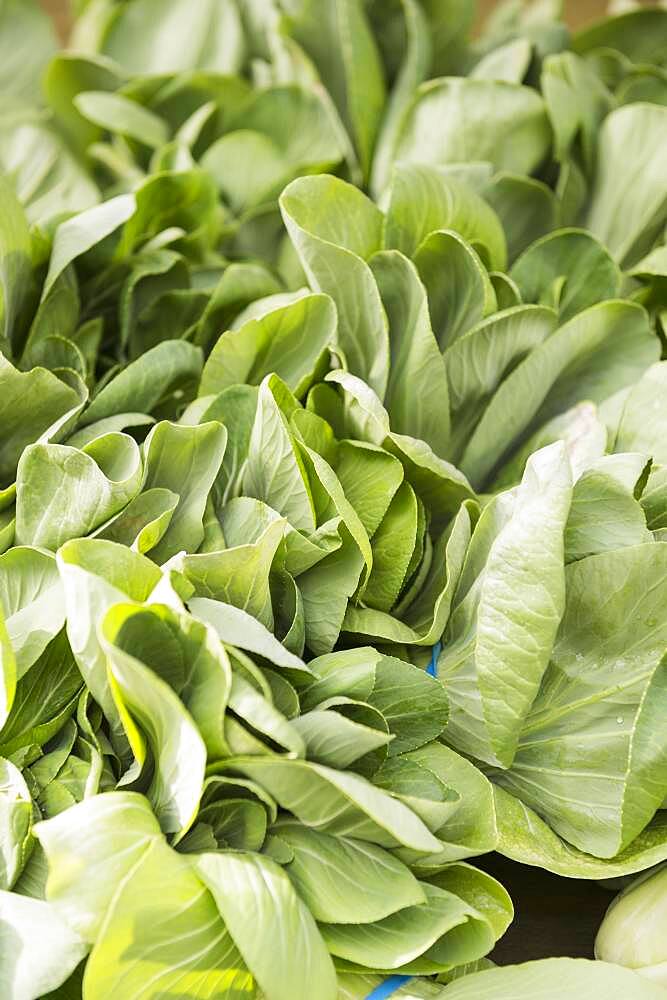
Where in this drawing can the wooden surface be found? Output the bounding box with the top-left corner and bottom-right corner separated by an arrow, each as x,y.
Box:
40,0 -> 624,42
481,856 -> 615,964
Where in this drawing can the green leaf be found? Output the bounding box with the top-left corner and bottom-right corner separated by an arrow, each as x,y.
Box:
74,90 -> 169,149
613,363 -> 667,465
197,851 -> 337,1000
0,114 -> 99,227
573,8 -> 667,68
16,432 -> 143,551
0,0 -> 57,105
363,482 -> 419,612
291,701 -> 390,767
195,385 -> 258,506
399,743 -> 498,865
80,340 -> 203,426
56,539 -> 162,735
224,756 -> 443,853
119,248 -> 189,354
193,262 -> 282,351
280,175 -> 389,397
494,544 -> 667,858
303,647 -> 449,760
0,547 -> 65,677
35,792 -> 162,941
102,601 -> 231,760
369,0 -> 432,198
203,85 -> 344,212
297,524 -> 366,655
243,375 -> 316,533
201,293 -> 335,398
319,881 -> 485,974
483,173 -> 559,264
343,503 -> 469,650
585,104 -> 667,267
492,400 -> 607,492
219,496 -> 340,577
100,0 -> 245,75
395,78 -> 551,176
510,228 -> 621,323
439,957 -> 667,999
188,597 -> 311,679
0,758 -> 32,890
228,671 -> 304,757
641,464 -> 667,533
228,83 -> 345,173
0,176 -> 31,356
102,608 -> 207,840
494,785 -> 667,879
0,630 -> 82,756
95,487 -> 178,554
281,0 -> 386,181
383,164 -> 506,269
203,130 -> 293,214
142,419 -> 227,562
116,168 -> 221,260
369,251 -> 449,455
443,305 -> 557,464
333,441 -> 403,539
460,300 -> 658,489
370,656 -> 449,756
0,354 -> 85,489
414,230 -> 497,350
43,51 -> 128,154
42,194 -> 136,301
447,443 -> 572,768
277,818 -> 425,922
565,455 -> 651,562
541,52 -> 613,171
180,519 -> 285,630
0,890 -> 86,1000
322,369 -> 390,445
83,836 -> 253,998
472,37 -> 532,83
372,755 -> 460,833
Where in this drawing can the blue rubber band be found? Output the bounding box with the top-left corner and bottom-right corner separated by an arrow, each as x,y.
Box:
364,974 -> 414,999
427,639 -> 442,677
364,643 -> 441,1000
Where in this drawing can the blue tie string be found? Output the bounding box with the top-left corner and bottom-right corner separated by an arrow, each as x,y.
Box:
363,641 -> 442,1000
427,639 -> 442,677
364,974 -> 415,999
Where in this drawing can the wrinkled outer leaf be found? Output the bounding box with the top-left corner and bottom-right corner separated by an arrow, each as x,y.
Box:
476,443 -> 571,767
498,545 -> 667,858
494,786 -> 667,879
439,958 -> 667,999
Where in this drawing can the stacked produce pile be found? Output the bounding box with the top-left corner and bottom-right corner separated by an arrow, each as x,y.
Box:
0,0 -> 667,997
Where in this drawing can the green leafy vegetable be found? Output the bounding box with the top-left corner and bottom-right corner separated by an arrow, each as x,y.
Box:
0,1 -> 664,995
